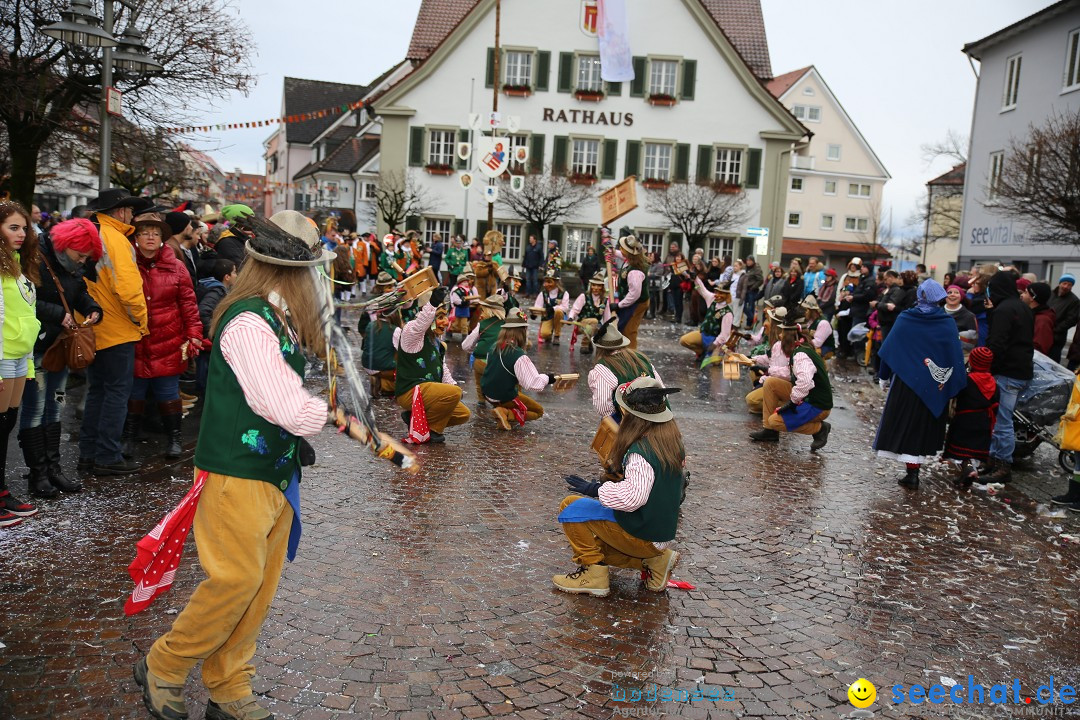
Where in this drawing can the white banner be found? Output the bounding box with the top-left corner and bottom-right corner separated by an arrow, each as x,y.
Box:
598,0 -> 634,82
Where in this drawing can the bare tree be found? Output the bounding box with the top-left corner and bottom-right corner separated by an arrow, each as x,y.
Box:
644,182 -> 751,248
920,129 -> 968,168
993,110 -> 1080,245
0,0 -> 255,206
373,170 -> 440,230
853,195 -> 896,264
495,165 -> 595,241
908,164 -> 965,262
73,121 -> 199,200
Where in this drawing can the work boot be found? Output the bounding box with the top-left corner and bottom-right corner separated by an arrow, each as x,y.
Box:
19,426 -> 57,499
206,696 -> 274,720
121,400 -> 145,459
133,657 -> 189,720
897,467 -> 920,489
428,431 -> 446,444
580,342 -> 593,355
984,461 -> 1012,483
93,458 -> 141,476
159,400 -> 184,459
552,564 -> 609,597
749,428 -> 780,442
642,550 -> 680,592
810,421 -> 831,452
43,422 -> 81,493
551,334 -> 560,346
493,406 -> 513,431
1051,480 -> 1080,506
978,457 -> 1000,477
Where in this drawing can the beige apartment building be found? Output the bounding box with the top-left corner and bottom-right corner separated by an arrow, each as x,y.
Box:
767,66 -> 891,270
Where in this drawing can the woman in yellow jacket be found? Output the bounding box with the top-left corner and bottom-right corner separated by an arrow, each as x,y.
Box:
0,202 -> 43,527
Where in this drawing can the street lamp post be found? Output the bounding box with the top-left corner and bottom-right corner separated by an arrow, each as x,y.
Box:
42,0 -> 163,193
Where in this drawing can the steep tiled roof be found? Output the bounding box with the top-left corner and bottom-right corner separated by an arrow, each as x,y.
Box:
283,77 -> 368,145
405,0 -> 773,79
928,163 -> 966,187
765,66 -> 811,99
294,136 -> 380,179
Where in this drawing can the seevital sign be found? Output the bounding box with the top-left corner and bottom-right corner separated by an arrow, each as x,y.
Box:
542,108 -> 634,127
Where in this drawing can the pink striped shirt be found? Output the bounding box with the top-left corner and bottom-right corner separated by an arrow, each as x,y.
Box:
397,304 -> 455,385
218,312 -> 327,437
811,321 -> 832,350
752,341 -> 790,378
483,350 -> 549,398
533,290 -> 570,313
570,292 -> 612,321
790,351 -> 818,404
598,454 -> 673,549
616,269 -> 645,307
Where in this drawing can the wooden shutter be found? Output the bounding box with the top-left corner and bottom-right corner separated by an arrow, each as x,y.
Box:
409,126 -> 425,166
624,140 -> 641,178
552,135 -> 569,173
601,139 -> 618,179
529,134 -> 545,174
536,51 -> 551,91
606,81 -> 622,96
485,48 -> 496,88
456,129 -> 469,169
547,224 -> 563,246
557,52 -> 574,93
630,57 -> 646,97
674,143 -> 690,182
680,59 -> 697,101
696,145 -> 714,182
744,148 -> 763,189
476,220 -> 489,239
405,215 -> 420,232
454,219 -> 464,237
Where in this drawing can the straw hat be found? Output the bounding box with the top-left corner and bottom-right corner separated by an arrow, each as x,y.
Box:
618,234 -> 644,256
800,295 -> 820,311
588,272 -> 607,287
478,294 -> 507,318
241,210 -> 335,268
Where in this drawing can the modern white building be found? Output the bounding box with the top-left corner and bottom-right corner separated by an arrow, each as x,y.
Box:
369,0 -> 808,267
765,66 -> 891,271
958,0 -> 1080,278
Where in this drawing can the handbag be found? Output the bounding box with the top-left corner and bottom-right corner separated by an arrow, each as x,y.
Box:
40,256 -> 96,372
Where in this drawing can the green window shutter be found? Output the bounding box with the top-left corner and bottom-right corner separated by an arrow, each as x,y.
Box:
668,232 -> 683,249
630,57 -> 646,97
674,143 -> 690,182
624,140 -> 641,178
476,220 -> 489,238
529,134 -> 545,173
606,81 -> 622,96
696,145 -> 714,182
680,59 -> 697,101
456,129 -> 470,169
548,224 -> 563,246
409,126 -> 426,167
454,219 -> 464,237
744,148 -> 763,189
535,51 -> 551,91
601,139 -> 618,179
485,47 -> 496,88
557,52 -> 574,93
406,215 -> 421,232
552,135 -> 569,174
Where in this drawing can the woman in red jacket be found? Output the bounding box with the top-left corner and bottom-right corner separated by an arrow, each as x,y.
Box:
125,218 -> 203,459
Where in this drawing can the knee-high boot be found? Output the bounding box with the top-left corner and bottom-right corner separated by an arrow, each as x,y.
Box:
19,425 -> 57,498
121,400 -> 145,459
44,422 -> 81,493
0,408 -> 37,517
159,400 -> 183,459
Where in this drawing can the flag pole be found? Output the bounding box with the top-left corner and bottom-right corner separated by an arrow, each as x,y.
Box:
486,0 -> 501,232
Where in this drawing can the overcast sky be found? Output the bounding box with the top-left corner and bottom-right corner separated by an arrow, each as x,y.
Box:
195,0 -> 1051,235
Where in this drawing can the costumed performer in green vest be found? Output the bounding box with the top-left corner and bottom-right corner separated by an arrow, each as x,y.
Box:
568,272 -> 611,354
480,307 -> 556,430
587,318 -> 662,421
749,321 -> 833,451
462,294 -> 507,391
607,234 -> 650,350
679,277 -> 735,360
495,264 -> 521,311
136,210 -> 334,720
533,270 -> 570,345
356,272 -> 400,397
554,377 -> 685,597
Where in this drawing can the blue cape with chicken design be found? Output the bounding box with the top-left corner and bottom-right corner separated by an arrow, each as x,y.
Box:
879,306 -> 967,417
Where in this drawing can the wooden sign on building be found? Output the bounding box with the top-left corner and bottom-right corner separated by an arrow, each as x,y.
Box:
599,176 -> 638,225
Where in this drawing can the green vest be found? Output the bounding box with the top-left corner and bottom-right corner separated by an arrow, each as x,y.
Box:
790,345 -> 833,410
618,267 -> 649,305
613,440 -> 683,543
503,294 -> 520,311
194,298 -> 305,492
361,319 -> 397,371
579,292 -> 605,321
395,334 -> 445,396
699,302 -> 731,337
481,346 -> 524,402
473,316 -> 504,359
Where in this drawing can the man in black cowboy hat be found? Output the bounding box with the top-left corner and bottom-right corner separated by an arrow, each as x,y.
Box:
79,188 -> 148,476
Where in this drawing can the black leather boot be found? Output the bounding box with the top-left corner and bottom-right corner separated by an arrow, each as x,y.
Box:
898,467 -> 920,489
19,426 -> 58,499
43,422 -> 81,493
159,400 -> 183,460
121,400 -> 145,459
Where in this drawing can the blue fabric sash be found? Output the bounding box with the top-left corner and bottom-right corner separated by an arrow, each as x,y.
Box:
780,402 -> 825,431
878,307 -> 966,417
557,497 -> 616,523
284,470 -> 302,562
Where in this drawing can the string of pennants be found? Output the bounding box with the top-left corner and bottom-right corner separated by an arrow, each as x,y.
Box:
162,99 -> 366,135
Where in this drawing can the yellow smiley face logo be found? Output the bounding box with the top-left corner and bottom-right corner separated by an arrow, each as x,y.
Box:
848,678 -> 876,708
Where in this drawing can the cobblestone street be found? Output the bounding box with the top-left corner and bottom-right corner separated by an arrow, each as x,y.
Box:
1,317 -> 1078,720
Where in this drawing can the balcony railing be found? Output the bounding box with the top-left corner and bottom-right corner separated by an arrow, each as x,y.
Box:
791,155 -> 815,170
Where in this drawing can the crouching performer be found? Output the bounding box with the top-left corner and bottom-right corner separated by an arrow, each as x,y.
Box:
480,308 -> 554,429
462,295 -> 507,391
553,377 -> 685,597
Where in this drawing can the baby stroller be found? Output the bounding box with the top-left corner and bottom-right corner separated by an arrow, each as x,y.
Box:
1012,352 -> 1075,473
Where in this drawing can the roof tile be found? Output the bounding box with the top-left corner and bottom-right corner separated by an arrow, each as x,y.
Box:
765,66 -> 811,99
283,77 -> 368,144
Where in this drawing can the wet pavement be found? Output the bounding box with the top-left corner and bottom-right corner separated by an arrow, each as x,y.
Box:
1,313 -> 1078,720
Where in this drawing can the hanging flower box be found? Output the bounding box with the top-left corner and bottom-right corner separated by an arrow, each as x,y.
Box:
712,181 -> 743,194
569,173 -> 598,186
502,84 -> 532,97
642,178 -> 671,190
574,89 -> 605,102
425,164 -> 455,176
647,93 -> 677,106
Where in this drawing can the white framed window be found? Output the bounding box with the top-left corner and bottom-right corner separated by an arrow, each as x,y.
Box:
423,217 -> 452,249
824,180 -> 837,195
571,137 -> 600,176
706,236 -> 735,260
565,226 -> 595,265
648,59 -> 678,97
847,183 -> 871,198
714,147 -> 743,185
1002,53 -> 1021,110
821,214 -> 835,230
505,50 -> 533,87
787,212 -> 802,228
577,55 -> 603,92
636,231 -> 665,259
496,222 -> 524,262
790,176 -> 804,192
988,151 -> 1005,200
428,129 -> 456,166
1065,29 -> 1080,91
792,105 -> 821,122
363,182 -> 377,200
643,142 -> 673,182
826,144 -> 841,161
844,216 -> 869,232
